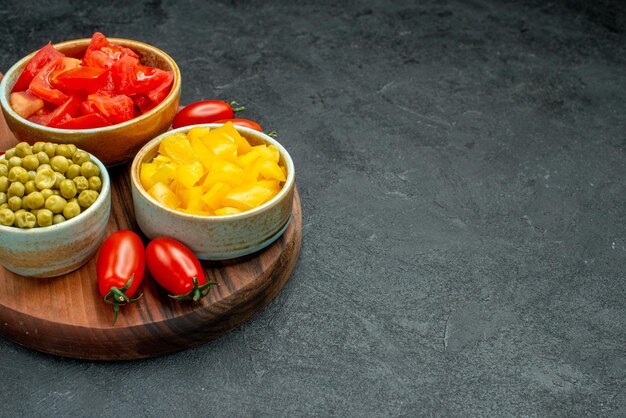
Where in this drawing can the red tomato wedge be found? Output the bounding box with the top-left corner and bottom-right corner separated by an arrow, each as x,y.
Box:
82,32 -> 138,69
81,93 -> 134,124
53,66 -> 109,94
55,113 -> 112,129
111,55 -> 171,96
12,42 -> 64,93
214,118 -> 263,132
47,95 -> 82,127
28,57 -> 80,105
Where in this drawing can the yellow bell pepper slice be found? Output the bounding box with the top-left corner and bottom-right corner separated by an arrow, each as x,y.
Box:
222,183 -> 274,211
214,207 -> 242,216
176,161 -> 204,189
148,182 -> 181,209
159,132 -> 197,164
140,163 -> 158,190
200,182 -> 231,210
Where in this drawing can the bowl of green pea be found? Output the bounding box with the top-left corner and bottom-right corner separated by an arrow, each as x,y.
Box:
0,141 -> 110,278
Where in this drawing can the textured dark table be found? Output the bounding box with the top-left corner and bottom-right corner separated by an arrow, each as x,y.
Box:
1,1 -> 625,416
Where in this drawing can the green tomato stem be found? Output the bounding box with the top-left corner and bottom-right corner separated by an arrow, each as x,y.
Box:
229,101 -> 246,113
103,274 -> 143,324
168,276 -> 217,301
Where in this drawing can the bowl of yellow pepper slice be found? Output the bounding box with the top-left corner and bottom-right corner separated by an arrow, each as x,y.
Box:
130,122 -> 295,260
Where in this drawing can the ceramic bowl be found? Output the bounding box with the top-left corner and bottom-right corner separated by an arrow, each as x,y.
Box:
0,153 -> 111,278
0,38 -> 181,166
130,124 -> 295,260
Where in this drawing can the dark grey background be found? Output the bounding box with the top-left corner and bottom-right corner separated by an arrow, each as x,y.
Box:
1,0 -> 625,416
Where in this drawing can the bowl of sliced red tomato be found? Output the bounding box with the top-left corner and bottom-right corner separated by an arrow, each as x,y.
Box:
0,32 -> 181,166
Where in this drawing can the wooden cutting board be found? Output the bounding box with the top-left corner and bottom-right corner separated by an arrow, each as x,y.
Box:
0,74 -> 302,360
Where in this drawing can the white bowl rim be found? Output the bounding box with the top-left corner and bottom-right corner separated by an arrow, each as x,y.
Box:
0,151 -> 111,234
130,123 -> 295,221
0,37 -> 181,134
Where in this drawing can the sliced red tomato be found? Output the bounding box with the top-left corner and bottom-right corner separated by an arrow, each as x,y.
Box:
12,43 -> 64,93
82,32 -> 138,69
146,70 -> 174,103
28,108 -> 53,126
47,95 -> 82,127
214,118 -> 263,132
55,113 -> 111,129
130,94 -> 156,115
9,90 -> 45,119
28,57 -> 80,105
82,93 -> 134,124
111,55 -> 170,96
53,66 -> 109,94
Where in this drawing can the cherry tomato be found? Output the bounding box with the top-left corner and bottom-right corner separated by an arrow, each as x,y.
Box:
12,42 -> 64,93
171,100 -> 245,129
146,237 -> 216,301
214,118 -> 262,132
96,230 -> 145,323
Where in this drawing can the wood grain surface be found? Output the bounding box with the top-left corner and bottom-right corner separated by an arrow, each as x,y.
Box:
0,74 -> 302,360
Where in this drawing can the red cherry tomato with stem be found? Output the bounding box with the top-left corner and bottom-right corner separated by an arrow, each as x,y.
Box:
171,100 -> 246,129
146,237 -> 217,301
96,230 -> 145,323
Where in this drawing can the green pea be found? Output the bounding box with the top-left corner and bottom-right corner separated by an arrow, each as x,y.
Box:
32,142 -> 45,153
0,203 -> 8,210
0,192 -> 6,205
35,168 -> 56,190
63,201 -> 81,219
67,198 -> 77,205
51,189 -> 60,195
66,164 -> 81,179
52,214 -> 66,225
59,179 -> 77,199
80,161 -> 99,178
53,172 -> 65,189
22,154 -> 40,171
28,171 -> 36,181
8,156 -> 22,168
73,176 -> 89,193
88,176 -> 102,191
15,142 -> 33,158
36,208 -> 53,227
45,195 -> 67,214
0,159 -> 8,167
15,210 -> 36,228
8,196 -> 22,211
41,189 -> 54,200
0,177 -> 8,193
72,151 -> 90,165
23,191 -> 45,210
77,190 -> 99,208
8,166 -> 29,183
0,208 -> 15,226
4,148 -> 16,159
24,180 -> 37,195
55,144 -> 73,159
43,143 -> 57,158
36,151 -> 50,165
0,165 -> 8,177
67,144 -> 78,155
37,163 -> 52,173
7,182 -> 25,198
50,155 -> 70,174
